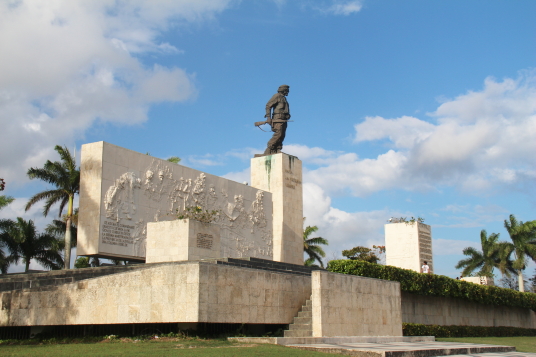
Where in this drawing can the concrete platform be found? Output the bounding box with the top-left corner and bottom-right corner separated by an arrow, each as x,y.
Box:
229,336 -> 435,346
285,341 -> 516,357
445,353 -> 536,357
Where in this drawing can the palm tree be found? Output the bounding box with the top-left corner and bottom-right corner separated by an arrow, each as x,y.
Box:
45,209 -> 78,248
503,214 -> 536,292
455,230 -> 512,278
0,195 -> 14,211
0,232 -> 16,274
0,178 -> 14,211
25,145 -> 80,269
303,225 -> 328,268
0,218 -> 63,272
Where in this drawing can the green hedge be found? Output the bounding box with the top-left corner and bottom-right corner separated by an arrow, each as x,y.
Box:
403,323 -> 536,337
327,260 -> 536,311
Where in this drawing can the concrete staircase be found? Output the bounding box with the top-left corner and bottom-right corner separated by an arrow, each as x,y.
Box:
284,297 -> 312,337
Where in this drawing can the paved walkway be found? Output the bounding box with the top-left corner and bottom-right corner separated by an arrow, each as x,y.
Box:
444,353 -> 536,357
287,341 -> 536,356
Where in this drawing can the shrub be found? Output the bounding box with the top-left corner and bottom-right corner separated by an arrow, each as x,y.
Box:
403,323 -> 536,337
327,260 -> 536,311
176,206 -> 219,223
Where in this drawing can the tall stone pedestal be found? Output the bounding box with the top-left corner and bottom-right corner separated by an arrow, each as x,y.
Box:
385,222 -> 433,273
251,154 -> 303,265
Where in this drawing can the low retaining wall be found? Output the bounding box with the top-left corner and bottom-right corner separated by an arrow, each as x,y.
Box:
0,261 -> 311,326
402,291 -> 536,328
312,271 -> 402,337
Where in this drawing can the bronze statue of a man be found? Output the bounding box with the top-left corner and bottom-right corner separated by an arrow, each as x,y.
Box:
263,84 -> 290,155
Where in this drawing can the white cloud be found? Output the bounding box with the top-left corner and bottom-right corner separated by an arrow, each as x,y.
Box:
0,0 -> 234,186
284,144 -> 342,165
302,182 -> 399,264
433,238 -> 476,256
327,1 -> 363,15
222,167 -> 250,184
354,116 -> 435,149
435,203 -> 509,228
296,71 -> 536,197
309,0 -> 363,16
0,198 -> 53,230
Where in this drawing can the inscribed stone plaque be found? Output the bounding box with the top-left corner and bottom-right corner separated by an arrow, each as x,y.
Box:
196,233 -> 214,250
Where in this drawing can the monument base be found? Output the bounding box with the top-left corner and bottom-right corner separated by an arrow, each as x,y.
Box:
146,219 -> 221,263
0,259 -> 403,338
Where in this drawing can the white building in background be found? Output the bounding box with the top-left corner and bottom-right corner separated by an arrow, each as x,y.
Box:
385,221 -> 433,273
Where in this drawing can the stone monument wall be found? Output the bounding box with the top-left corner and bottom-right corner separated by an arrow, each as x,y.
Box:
78,142 -> 273,261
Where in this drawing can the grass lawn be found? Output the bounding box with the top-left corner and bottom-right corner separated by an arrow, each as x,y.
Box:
0,338 -> 335,357
437,336 -> 536,353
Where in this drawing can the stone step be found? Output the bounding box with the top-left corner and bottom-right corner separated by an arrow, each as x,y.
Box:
297,310 -> 312,318
284,329 -> 313,338
289,323 -> 312,331
293,316 -> 311,325
285,296 -> 313,338
215,259 -> 313,276
285,341 -> 516,356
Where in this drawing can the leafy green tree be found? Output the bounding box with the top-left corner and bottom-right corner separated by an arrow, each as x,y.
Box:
0,218 -> 63,272
25,145 -> 80,269
455,230 -> 513,278
342,246 -> 380,264
74,256 -> 91,269
303,225 -> 328,268
74,256 -> 100,268
503,214 -> 536,292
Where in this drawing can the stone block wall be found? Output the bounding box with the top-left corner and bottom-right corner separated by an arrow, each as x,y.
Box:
0,262 -> 311,326
198,263 -> 311,323
146,220 -> 221,263
402,292 -> 536,328
311,271 -> 402,337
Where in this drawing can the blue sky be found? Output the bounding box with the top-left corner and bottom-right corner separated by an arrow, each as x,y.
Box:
1,0 -> 535,277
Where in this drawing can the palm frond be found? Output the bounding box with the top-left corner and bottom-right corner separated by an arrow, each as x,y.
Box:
25,189 -> 64,215
303,225 -> 319,239
305,236 -> 329,246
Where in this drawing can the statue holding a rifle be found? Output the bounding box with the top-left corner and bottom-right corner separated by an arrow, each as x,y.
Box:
255,84 -> 291,155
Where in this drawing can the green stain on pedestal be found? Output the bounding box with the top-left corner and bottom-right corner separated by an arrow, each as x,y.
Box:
264,155 -> 273,190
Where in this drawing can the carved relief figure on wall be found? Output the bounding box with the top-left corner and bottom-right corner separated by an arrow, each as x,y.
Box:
132,218 -> 146,256
101,158 -> 273,259
249,190 -> 267,230
104,172 -> 141,221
